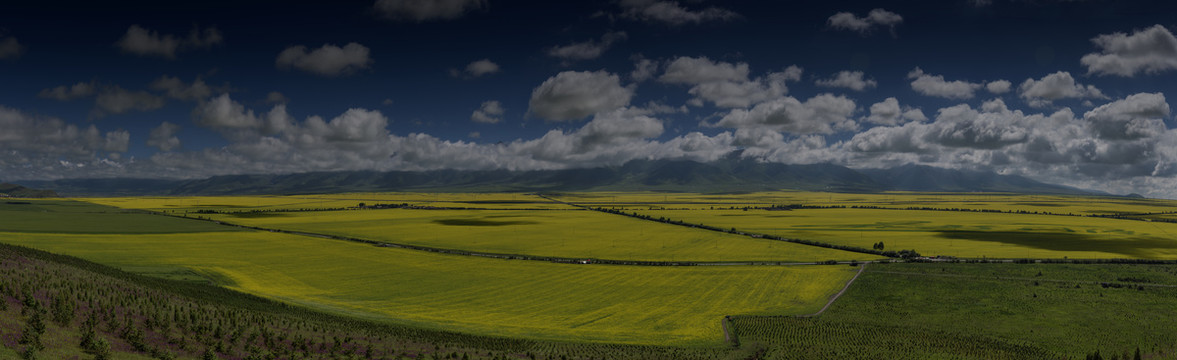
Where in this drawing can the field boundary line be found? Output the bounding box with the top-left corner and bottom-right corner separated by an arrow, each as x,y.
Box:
721,315 -> 738,347
726,264 -> 866,344
798,263 -> 866,317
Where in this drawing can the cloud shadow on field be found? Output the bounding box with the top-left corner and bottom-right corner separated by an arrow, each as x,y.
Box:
936,230 -> 1177,257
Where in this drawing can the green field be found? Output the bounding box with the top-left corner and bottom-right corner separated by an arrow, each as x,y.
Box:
731,262 -> 1177,359
200,208 -> 878,262
0,200 -> 247,234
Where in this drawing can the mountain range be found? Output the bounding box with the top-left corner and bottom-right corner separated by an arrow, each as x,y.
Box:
10,158 -> 1103,197
0,183 -> 59,198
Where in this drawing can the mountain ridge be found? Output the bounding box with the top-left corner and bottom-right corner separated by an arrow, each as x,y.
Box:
14,159 -> 1103,197
0,182 -> 58,198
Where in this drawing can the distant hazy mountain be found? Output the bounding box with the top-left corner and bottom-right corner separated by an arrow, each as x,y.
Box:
19,178 -> 184,197
0,183 -> 58,198
15,159 -> 1102,196
858,164 -> 1097,195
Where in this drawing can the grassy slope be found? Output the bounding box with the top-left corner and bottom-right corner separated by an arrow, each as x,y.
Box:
732,262 -> 1177,359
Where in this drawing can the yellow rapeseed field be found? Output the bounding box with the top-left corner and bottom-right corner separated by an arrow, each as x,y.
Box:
85,195 -> 362,212
86,193 -> 579,211
0,230 -> 856,346
550,191 -> 1177,216
200,208 -> 876,262
633,208 -> 1177,259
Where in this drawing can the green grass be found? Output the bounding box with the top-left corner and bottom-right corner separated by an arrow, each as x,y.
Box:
732,263 -> 1177,359
0,230 -> 858,346
0,199 -> 246,234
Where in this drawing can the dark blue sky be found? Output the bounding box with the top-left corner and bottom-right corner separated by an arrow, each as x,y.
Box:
4,0 -> 1177,196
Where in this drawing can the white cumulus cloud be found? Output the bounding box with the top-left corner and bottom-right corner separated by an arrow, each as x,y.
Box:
147,121 -> 182,151
93,86 -> 165,117
1018,71 -> 1106,107
528,70 -> 634,122
866,97 -> 925,125
1083,92 -> 1169,140
1081,24 -> 1177,77
115,25 -> 222,59
464,59 -> 500,77
0,106 -> 128,179
149,75 -> 213,101
659,56 -> 797,108
617,0 -> 739,26
39,82 -> 96,101
713,93 -> 858,134
660,56 -> 749,84
39,82 -> 168,117
815,70 -> 877,91
471,100 -> 505,124
630,56 -> 659,82
828,9 -> 903,36
0,34 -> 24,59
276,43 -> 373,77
907,67 -> 983,99
374,0 -> 486,21
547,31 -> 627,62
266,92 -> 289,104
986,80 -> 1012,94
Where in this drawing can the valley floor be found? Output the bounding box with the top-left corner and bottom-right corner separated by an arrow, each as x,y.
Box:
2,191 -> 1177,359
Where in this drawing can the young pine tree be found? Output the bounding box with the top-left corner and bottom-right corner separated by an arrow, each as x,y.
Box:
18,309 -> 46,351
51,292 -> 75,326
90,337 -> 112,360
